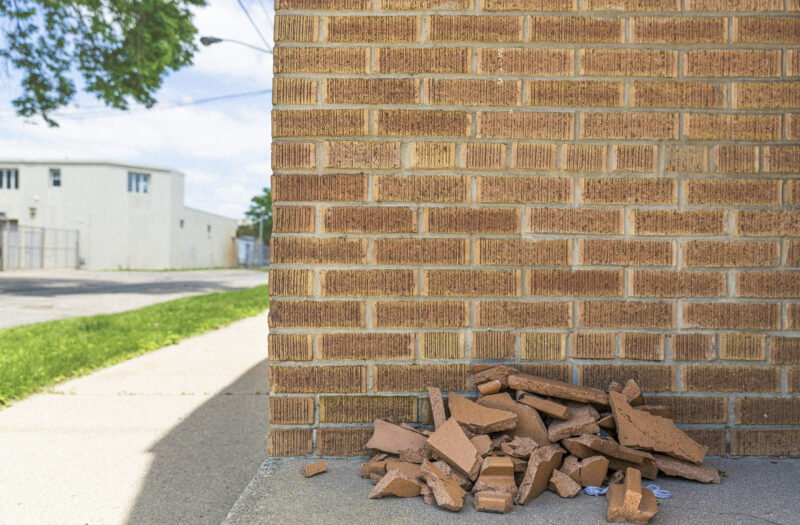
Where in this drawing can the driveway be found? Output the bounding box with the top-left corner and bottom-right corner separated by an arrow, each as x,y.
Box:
0,269 -> 267,328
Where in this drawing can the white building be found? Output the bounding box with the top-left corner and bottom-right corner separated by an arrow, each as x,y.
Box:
0,160 -> 238,270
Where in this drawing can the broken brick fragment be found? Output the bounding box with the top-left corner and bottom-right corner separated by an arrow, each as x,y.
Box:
385,459 -> 423,480
477,379 -> 502,396
606,468 -> 658,524
474,491 -> 513,514
420,483 -> 435,505
547,405 -> 600,442
431,460 -> 472,490
300,460 -> 327,478
477,393 -> 550,446
653,453 -> 720,484
562,434 -> 654,465
597,414 -> 615,430
473,365 -> 519,388
560,454 -> 609,487
470,434 -> 492,457
368,470 -> 422,499
636,405 -> 670,418
500,436 -> 538,458
365,419 -> 428,455
421,459 -> 467,511
425,417 -> 482,480
448,392 -> 518,433
548,469 -> 582,498
621,379 -> 644,406
472,456 -> 517,496
360,454 -> 387,478
518,393 -> 571,420
515,445 -> 564,505
399,447 -> 430,464
426,386 -> 447,429
509,374 -> 609,406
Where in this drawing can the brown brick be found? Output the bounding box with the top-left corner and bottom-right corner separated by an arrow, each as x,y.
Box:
527,270 -> 623,297
272,174 -> 366,202
686,0 -> 782,9
579,239 -> 675,266
585,0 -> 679,9
425,270 -> 521,297
410,142 -> 456,169
632,17 -> 726,43
788,241 -> 800,267
789,113 -> 800,140
632,210 -> 726,236
273,206 -> 315,233
791,50 -> 800,76
316,428 -> 373,456
630,270 -> 724,298
427,208 -> 520,234
620,333 -> 665,361
790,304 -> 800,329
270,397 -> 314,425
581,112 -> 678,139
269,334 -> 313,362
713,146 -> 758,173
473,331 -> 516,359
790,181 -> 800,206
687,180 -> 781,207
684,303 -> 779,330
764,146 -> 800,173
275,0 -> 369,8
571,332 -> 616,359
672,333 -> 716,361
683,241 -> 779,268
631,81 -> 724,108
268,429 -> 313,457
477,177 -> 572,204
273,78 -> 316,105
733,82 -> 800,109
380,0 -> 472,8
517,364 -> 573,382
373,364 -> 470,391
428,15 -> 523,42
325,16 -> 418,43
521,333 -> 567,361
373,301 -> 468,327
373,239 -> 468,265
737,271 -> 800,298
582,178 -> 675,205
271,238 -> 366,265
322,206 -> 416,233
269,366 -> 367,393
720,333 -> 766,361
529,16 -> 623,43
736,211 -> 800,236
477,112 -> 573,139
323,142 -> 400,170
273,109 -> 368,137
270,269 -> 313,297
375,175 -> 469,203
643,396 -> 726,424
376,110 -> 470,137
321,270 -> 416,297
377,47 -> 471,74
730,429 -> 800,456
512,143 -> 558,170
579,364 -> 675,392
528,208 -> 622,234
685,113 -> 780,141
791,368 -> 800,393
463,143 -> 507,170
320,396 -> 418,423
684,50 -> 781,77
580,49 -> 677,77
426,79 -> 521,106
274,47 -> 370,74
613,145 -> 658,172
664,146 -> 707,173
477,301 -> 572,328
580,301 -> 674,329
529,81 -> 623,107
482,0 -> 577,10
420,332 -> 464,359
477,238 -> 571,266
479,48 -> 574,76
324,78 -> 418,105
272,143 -> 315,170
735,17 -> 800,43
772,337 -> 800,365
274,15 -> 318,42
684,365 -> 778,392
685,429 -> 726,456
564,145 -> 607,172
319,333 -> 415,360
269,301 -> 365,328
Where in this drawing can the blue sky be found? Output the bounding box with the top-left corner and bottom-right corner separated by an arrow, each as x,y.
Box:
0,0 -> 274,220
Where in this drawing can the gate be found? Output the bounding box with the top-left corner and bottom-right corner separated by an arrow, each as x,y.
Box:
0,223 -> 79,270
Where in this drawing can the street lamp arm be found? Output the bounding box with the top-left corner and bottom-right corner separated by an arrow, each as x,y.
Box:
200,36 -> 272,54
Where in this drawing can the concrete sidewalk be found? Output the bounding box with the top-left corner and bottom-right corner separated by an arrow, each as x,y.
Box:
0,312 -> 268,525
225,456 -> 799,525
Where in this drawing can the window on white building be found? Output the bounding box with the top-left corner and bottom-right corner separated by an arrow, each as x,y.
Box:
0,169 -> 19,189
50,168 -> 61,187
128,172 -> 150,194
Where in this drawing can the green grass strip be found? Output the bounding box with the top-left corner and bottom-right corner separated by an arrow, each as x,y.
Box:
0,285 -> 269,407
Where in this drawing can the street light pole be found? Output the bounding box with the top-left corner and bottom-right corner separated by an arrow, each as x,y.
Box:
200,36 -> 272,54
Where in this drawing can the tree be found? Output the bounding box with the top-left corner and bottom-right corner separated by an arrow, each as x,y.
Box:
243,187 -> 272,242
0,0 -> 205,126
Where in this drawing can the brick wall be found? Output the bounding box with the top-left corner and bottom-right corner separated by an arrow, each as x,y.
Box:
269,0 -> 800,458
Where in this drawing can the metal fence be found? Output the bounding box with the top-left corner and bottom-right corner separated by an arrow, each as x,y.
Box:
237,237 -> 270,268
0,223 -> 79,270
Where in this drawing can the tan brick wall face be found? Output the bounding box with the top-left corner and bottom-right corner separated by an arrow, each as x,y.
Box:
270,1 -> 800,457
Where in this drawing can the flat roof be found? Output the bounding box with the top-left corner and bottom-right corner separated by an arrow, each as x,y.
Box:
0,159 -> 182,175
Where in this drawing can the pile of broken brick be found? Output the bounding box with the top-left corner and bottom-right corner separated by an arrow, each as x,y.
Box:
360,365 -> 721,523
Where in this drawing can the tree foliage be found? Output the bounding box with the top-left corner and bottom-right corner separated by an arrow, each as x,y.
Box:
0,0 -> 205,126
243,187 -> 272,242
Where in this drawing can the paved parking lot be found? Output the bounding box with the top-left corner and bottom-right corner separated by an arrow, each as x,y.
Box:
0,269 -> 267,328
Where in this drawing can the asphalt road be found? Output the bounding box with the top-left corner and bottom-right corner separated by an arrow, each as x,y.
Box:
0,268 -> 267,328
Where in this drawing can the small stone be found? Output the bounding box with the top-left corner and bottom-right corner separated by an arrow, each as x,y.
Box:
300,460 -> 327,478
606,468 -> 658,524
368,470 -> 422,499
548,469 -> 582,498
474,491 -> 513,514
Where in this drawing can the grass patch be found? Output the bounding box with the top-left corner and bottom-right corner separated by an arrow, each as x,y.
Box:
0,285 -> 268,407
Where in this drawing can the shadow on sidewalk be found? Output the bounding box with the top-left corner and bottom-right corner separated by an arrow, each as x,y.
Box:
125,359 -> 269,525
